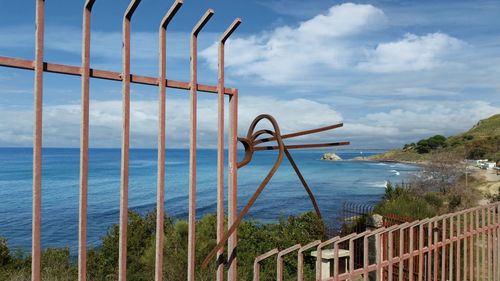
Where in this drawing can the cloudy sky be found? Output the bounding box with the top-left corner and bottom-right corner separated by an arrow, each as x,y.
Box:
0,0 -> 498,149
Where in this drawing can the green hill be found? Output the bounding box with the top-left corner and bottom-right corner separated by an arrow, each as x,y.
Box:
462,114 -> 500,138
370,114 -> 500,162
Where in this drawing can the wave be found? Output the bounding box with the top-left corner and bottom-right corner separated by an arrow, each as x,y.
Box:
390,169 -> 400,176
364,180 -> 388,188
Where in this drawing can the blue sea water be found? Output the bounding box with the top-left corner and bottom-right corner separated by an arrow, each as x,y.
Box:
0,148 -> 419,253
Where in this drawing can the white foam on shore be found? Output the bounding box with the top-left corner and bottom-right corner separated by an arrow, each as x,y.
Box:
390,169 -> 400,176
369,180 -> 388,188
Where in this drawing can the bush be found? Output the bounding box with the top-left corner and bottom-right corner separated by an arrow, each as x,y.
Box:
0,211 -> 325,281
383,181 -> 410,200
0,237 -> 10,266
416,135 -> 447,154
375,192 -> 440,219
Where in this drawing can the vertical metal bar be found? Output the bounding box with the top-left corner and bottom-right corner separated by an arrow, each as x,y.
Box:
457,213 -> 462,281
449,215 -> 454,281
492,207 -> 495,281
469,211 -> 473,281
119,1 -> 141,281
398,226 -> 405,281
277,244 -> 300,281
217,19 -> 240,281
376,232 -> 382,281
79,1 -> 96,281
493,204 -> 500,280
333,234 -> 355,280
228,87 -> 238,281
277,253 -> 283,280
156,2 -> 182,281
426,221 -> 432,281
418,222 -> 425,281
253,249 -> 278,281
482,207 -> 486,280
488,207 -> 492,281
441,217 -> 447,281
490,207 -> 496,281
32,1 -> 44,281
493,205 -> 500,280
463,213 -> 469,279
253,261 -> 260,281
316,236 -> 340,280
388,231 -> 394,281
409,224 -> 416,281
363,235 -> 369,281
298,240 -> 320,281
188,10 -> 214,281
433,220 -> 438,281
475,209 -> 480,281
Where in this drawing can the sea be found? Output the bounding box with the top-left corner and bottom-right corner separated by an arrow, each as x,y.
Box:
0,148 -> 419,253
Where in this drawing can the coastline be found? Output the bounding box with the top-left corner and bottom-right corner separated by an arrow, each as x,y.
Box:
351,155 -> 427,166
353,152 -> 500,200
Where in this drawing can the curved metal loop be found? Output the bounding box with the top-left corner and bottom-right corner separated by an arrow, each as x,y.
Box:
202,115 -> 285,268
202,114 -> 350,269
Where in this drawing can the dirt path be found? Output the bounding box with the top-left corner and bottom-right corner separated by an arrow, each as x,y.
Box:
469,166 -> 500,198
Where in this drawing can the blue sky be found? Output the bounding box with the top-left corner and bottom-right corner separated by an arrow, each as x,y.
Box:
0,0 -> 499,149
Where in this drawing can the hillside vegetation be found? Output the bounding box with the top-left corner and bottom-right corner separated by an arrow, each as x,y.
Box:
0,211 -> 324,281
370,114 -> 500,162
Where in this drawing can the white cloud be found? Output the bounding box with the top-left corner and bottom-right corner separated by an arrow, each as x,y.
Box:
358,33 -> 464,73
200,3 -> 387,84
2,97 -> 497,149
0,24 -> 217,71
0,97 -> 343,148
337,101 -> 500,147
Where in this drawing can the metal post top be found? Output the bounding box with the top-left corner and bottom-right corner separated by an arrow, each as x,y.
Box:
221,18 -> 242,43
160,0 -> 183,29
124,0 -> 141,20
84,0 -> 96,10
192,9 -> 214,36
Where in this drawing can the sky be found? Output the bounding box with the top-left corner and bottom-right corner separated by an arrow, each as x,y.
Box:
0,0 -> 499,149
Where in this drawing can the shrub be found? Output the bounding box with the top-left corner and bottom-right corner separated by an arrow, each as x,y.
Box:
0,237 -> 10,266
416,135 -> 447,154
0,210 -> 323,281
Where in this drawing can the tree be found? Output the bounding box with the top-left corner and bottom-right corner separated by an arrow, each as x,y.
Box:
416,135 -> 447,154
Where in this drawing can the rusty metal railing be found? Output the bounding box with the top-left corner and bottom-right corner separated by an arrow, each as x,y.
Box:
0,1 -> 241,281
252,202 -> 500,281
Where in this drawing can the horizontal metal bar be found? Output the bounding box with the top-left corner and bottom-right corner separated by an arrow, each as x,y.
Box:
254,123 -> 344,145
255,248 -> 279,263
254,141 -> 350,151
0,55 -> 236,95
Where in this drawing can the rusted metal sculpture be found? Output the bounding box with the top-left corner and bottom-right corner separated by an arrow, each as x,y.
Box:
202,114 -> 349,268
